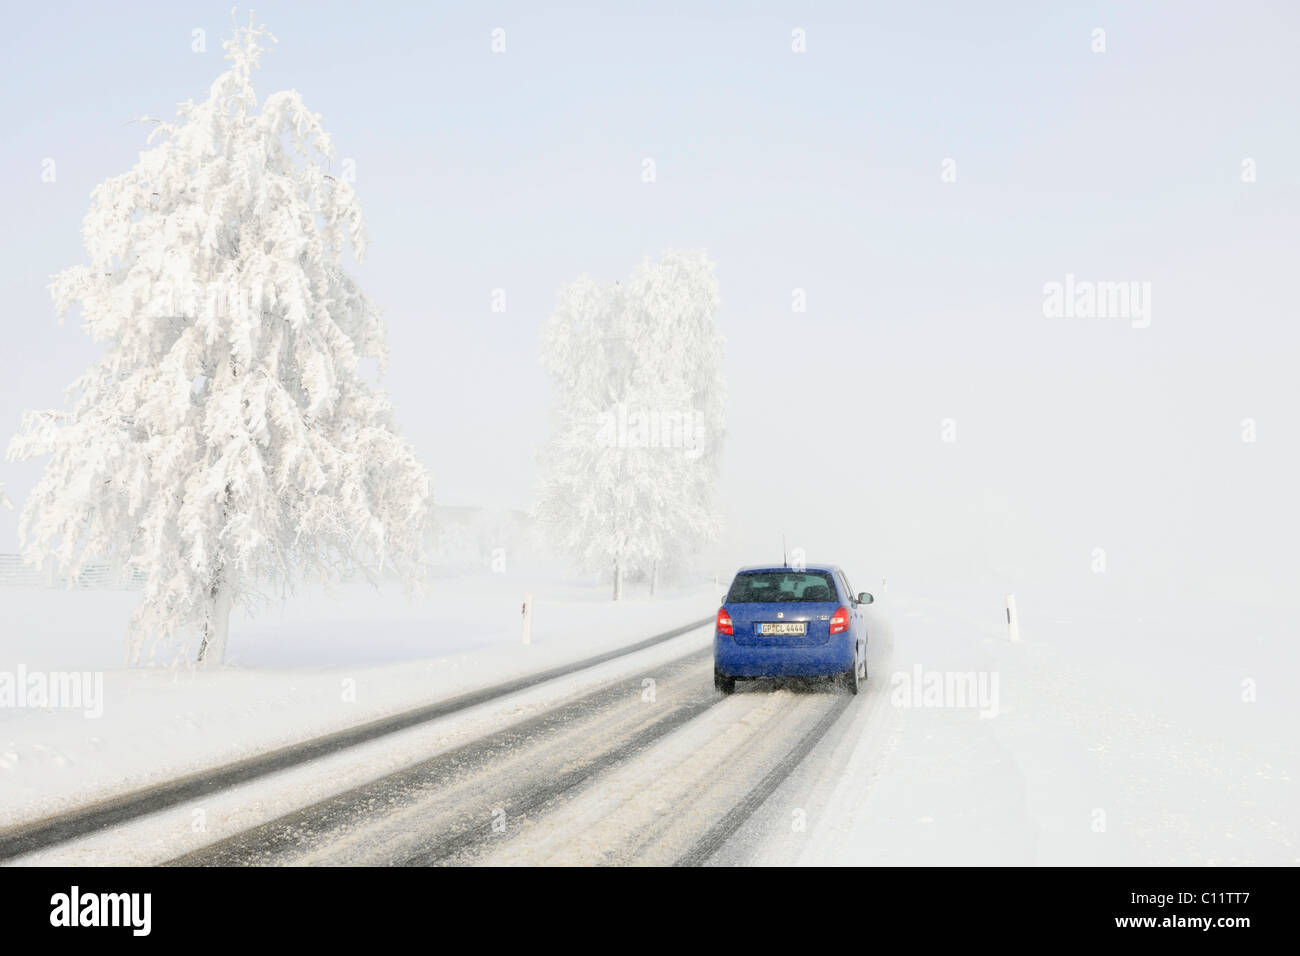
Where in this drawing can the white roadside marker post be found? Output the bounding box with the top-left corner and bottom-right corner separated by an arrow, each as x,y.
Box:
521,594 -> 533,645
1005,594 -> 1020,643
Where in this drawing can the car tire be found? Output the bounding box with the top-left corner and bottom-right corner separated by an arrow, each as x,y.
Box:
841,662 -> 859,695
715,669 -> 736,695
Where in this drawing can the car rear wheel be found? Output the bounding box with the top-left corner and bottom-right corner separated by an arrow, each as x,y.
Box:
714,669 -> 736,695
841,660 -> 859,695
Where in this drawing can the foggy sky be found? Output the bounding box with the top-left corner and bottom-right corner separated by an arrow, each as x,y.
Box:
2,2 -> 1297,617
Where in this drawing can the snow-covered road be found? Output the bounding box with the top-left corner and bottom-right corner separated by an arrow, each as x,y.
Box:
4,609 -> 895,867
166,647 -> 882,866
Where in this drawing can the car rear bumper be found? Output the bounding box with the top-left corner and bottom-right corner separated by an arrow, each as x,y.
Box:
714,631 -> 854,678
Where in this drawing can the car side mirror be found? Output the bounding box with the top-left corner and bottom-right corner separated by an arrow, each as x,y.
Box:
721,595 -> 727,605
857,592 -> 873,605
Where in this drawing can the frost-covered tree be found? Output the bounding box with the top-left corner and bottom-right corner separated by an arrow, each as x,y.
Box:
6,17 -> 432,663
536,251 -> 725,599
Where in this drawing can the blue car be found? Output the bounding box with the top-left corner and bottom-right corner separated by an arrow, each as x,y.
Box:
714,564 -> 872,695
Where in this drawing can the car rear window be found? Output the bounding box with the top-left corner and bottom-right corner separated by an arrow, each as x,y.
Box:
726,571 -> 838,603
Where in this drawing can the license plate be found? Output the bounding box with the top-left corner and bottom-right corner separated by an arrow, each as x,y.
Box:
757,621 -> 806,636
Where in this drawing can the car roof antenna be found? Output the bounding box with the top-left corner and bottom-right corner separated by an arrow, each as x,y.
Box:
782,533 -> 787,568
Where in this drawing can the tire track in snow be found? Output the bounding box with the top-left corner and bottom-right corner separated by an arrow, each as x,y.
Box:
674,694 -> 852,866
166,649 -> 718,865
468,684 -> 855,866
0,616 -> 711,862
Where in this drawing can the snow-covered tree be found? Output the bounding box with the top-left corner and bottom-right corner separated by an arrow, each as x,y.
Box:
536,251 -> 725,599
6,16 -> 432,663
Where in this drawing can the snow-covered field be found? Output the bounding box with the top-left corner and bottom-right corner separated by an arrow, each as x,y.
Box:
777,591 -> 1300,866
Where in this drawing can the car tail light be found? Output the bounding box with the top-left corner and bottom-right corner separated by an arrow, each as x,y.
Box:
829,606 -> 850,635
716,607 -> 733,635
